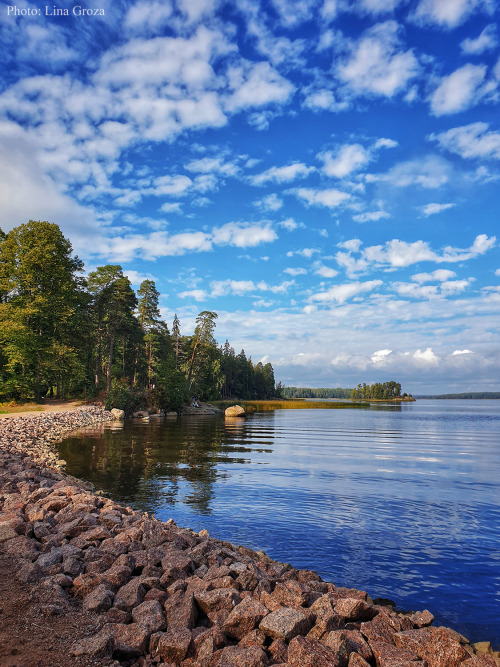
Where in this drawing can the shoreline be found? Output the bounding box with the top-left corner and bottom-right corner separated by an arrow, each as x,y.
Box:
0,408 -> 498,666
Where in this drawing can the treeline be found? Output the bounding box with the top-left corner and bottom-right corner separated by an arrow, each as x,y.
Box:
351,381 -> 407,399
418,392 -> 500,399
280,386 -> 352,399
0,221 -> 277,411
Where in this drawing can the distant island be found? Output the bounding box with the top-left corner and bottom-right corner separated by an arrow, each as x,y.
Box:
416,392 -> 500,399
281,382 -> 414,402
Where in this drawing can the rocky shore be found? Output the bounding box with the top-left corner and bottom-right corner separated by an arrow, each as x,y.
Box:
0,408 -> 499,667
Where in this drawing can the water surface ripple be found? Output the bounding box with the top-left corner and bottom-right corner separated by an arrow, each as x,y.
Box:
58,399 -> 500,646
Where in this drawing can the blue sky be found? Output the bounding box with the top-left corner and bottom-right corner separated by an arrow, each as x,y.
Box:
1,0 -> 499,393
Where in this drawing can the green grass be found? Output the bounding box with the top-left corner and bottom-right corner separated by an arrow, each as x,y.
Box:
213,399 -> 368,413
0,401 -> 44,414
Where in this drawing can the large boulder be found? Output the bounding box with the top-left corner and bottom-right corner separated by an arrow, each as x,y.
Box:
225,405 -> 246,417
110,408 -> 125,420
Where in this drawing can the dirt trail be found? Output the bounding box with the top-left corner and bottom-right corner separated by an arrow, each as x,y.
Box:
0,400 -> 85,419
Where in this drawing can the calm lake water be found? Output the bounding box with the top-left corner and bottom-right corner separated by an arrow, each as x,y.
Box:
57,399 -> 500,646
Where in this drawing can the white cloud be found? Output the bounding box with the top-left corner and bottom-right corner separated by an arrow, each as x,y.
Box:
294,187 -> 351,208
411,269 -> 456,282
287,247 -> 320,258
430,64 -> 488,116
420,202 -> 456,216
123,269 -> 158,286
337,21 -> 419,98
413,347 -> 439,364
319,144 -> 371,178
303,89 -> 349,112
452,349 -> 473,355
336,234 -> 495,276
255,193 -> 284,211
495,269 -> 500,276
310,279 -> 383,304
314,263 -> 339,278
178,289 -> 208,301
366,155 -> 451,188
251,162 -> 314,185
371,349 -> 393,363
430,122 -> 500,160
152,174 -> 193,196
184,156 -> 239,176
284,267 -> 308,276
412,0 -> 490,29
211,222 -> 278,248
352,210 -> 390,223
223,61 -> 295,113
124,1 -> 174,35
278,218 -> 304,231
461,24 -> 498,54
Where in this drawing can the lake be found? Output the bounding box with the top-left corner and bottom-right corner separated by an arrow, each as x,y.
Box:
57,399 -> 500,647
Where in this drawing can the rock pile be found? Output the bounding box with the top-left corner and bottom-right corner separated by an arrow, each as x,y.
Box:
1,409 -> 499,667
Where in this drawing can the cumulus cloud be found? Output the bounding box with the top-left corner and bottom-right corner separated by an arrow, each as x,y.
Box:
366,155 -> 451,188
461,24 -> 498,54
251,162 -> 314,185
371,349 -> 393,363
337,21 -> 419,98
223,61 -> 295,113
335,234 -> 495,276
293,187 -> 351,208
430,64 -> 488,116
420,202 -> 456,216
411,269 -> 457,282
452,349 -> 473,355
313,263 -> 339,278
412,0 -> 491,29
211,222 -> 278,247
352,210 -> 390,223
413,347 -> 439,364
255,193 -> 284,211
429,122 -> 500,160
319,144 -> 371,177
310,279 -> 383,304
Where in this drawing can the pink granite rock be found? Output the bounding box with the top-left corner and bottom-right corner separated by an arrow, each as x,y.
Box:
334,597 -> 377,621
288,635 -> 342,667
223,597 -> 269,639
259,606 -> 313,641
132,599 -> 167,634
156,628 -> 193,663
394,627 -> 469,667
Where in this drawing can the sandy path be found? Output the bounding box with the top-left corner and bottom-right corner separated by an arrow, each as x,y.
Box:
0,399 -> 85,419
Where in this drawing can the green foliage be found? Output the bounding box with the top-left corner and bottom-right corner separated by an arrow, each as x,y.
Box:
351,381 -> 403,400
104,378 -> 145,414
0,221 -> 281,405
281,386 -> 353,399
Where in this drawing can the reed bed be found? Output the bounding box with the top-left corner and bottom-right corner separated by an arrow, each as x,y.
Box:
213,399 -> 368,413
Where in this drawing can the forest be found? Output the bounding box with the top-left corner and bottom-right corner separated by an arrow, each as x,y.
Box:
350,381 -> 407,400
0,221 -> 277,412
280,386 -> 353,399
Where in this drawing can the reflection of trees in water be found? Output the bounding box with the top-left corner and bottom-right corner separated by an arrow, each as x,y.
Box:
58,416 -> 268,515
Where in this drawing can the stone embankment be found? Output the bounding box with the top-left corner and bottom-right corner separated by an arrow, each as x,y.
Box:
0,408 -> 499,667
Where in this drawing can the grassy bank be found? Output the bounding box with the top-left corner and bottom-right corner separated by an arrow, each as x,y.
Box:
0,401 -> 43,414
213,399 -> 369,413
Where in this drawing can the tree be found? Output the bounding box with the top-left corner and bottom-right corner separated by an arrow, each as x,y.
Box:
172,314 -> 182,369
137,280 -> 163,387
0,221 -> 85,399
186,311 -> 218,391
87,266 -> 137,393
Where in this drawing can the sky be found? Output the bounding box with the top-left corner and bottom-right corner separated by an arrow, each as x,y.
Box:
1,0 -> 499,394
